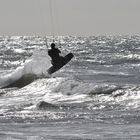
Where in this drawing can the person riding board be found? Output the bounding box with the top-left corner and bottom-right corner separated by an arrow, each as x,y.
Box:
48,43 -> 64,67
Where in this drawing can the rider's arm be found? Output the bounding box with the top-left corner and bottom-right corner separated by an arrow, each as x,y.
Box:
57,48 -> 61,53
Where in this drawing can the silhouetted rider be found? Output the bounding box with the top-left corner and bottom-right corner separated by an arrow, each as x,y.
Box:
48,43 -> 64,67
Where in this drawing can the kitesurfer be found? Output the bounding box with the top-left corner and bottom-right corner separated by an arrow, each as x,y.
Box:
48,43 -> 64,67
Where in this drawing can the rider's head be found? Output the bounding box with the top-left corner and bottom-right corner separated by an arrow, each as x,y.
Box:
51,43 -> 55,49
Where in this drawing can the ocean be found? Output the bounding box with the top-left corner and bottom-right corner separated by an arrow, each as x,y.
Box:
0,36 -> 140,139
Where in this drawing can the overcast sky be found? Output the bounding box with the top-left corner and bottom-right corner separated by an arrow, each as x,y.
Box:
0,0 -> 140,36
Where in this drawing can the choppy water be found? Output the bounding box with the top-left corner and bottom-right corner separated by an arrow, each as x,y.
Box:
0,36 -> 140,139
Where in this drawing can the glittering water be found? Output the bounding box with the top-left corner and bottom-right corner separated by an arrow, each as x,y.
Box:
0,36 -> 140,139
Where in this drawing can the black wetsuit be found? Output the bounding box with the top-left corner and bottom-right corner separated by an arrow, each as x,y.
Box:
48,48 -> 64,66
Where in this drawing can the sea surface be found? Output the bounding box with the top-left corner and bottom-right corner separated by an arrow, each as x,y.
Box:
0,36 -> 140,139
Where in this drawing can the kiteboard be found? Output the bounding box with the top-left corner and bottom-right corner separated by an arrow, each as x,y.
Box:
47,53 -> 74,74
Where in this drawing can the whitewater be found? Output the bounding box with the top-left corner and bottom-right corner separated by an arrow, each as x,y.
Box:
0,36 -> 140,139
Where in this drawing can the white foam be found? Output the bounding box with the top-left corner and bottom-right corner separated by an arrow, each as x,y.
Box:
29,77 -> 119,104
22,49 -> 51,75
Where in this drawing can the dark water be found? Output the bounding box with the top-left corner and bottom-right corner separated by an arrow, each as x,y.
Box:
0,36 -> 140,139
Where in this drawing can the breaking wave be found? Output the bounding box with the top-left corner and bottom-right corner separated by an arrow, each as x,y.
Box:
0,50 -> 51,88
